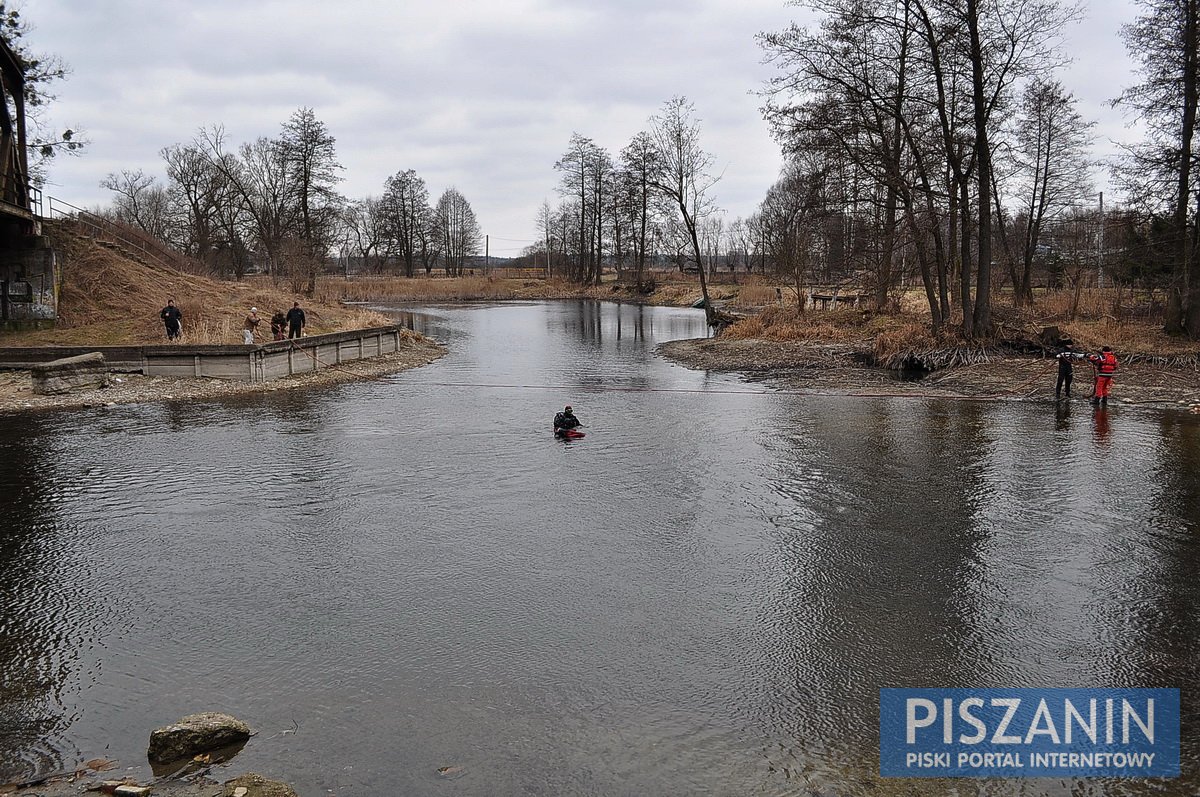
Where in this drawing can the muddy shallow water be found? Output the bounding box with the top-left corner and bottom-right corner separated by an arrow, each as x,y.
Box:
2,301 -> 1198,796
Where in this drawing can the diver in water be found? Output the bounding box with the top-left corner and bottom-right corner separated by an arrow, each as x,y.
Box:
553,405 -> 582,434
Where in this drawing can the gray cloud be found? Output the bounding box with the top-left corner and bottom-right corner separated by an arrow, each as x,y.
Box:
32,0 -> 1141,250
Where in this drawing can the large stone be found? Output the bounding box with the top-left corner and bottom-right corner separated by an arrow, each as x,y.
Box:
147,712 -> 252,764
30,351 -> 108,395
222,773 -> 299,797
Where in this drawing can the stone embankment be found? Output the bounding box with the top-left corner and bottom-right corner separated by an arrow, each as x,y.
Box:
0,338 -> 444,414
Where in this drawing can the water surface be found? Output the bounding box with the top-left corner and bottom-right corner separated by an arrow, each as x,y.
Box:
1,301 -> 1197,795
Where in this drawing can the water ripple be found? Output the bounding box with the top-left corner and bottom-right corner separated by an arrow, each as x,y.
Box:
2,303 -> 1198,794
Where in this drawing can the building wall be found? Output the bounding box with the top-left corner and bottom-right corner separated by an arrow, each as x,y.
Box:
1,235 -> 58,330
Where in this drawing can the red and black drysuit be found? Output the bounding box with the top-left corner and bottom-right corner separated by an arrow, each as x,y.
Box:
1086,350 -> 1118,402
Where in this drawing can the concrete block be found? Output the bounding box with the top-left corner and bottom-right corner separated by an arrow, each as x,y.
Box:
31,351 -> 109,395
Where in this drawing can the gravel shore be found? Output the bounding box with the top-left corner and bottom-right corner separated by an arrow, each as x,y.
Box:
0,337 -> 445,415
659,337 -> 1200,408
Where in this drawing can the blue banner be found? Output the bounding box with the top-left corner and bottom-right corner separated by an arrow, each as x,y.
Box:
880,688 -> 1180,778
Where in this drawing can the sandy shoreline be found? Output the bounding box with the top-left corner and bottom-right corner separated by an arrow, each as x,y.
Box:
0,338 -> 445,415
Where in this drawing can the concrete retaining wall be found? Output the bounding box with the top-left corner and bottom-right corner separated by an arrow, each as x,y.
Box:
30,351 -> 109,395
0,235 -> 59,330
0,326 -> 408,382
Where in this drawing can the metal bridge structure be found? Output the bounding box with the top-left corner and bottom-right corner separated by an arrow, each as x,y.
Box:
0,37 -> 32,230
0,36 -> 51,329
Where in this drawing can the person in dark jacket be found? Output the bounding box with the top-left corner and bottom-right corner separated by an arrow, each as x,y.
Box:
1054,340 -> 1076,400
270,310 -> 287,341
553,405 -> 582,433
159,298 -> 183,340
286,302 -> 306,339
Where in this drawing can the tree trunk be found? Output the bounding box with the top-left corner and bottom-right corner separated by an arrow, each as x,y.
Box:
958,178 -> 974,337
680,200 -> 715,326
968,0 -> 993,336
1181,0 -> 1200,335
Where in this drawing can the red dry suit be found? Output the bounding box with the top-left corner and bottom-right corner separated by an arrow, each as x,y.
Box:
1087,350 -> 1118,400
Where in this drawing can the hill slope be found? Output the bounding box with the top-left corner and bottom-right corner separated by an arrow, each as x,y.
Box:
1,231 -> 389,346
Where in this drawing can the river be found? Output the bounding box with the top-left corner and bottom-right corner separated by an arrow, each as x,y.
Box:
1,300 -> 1197,796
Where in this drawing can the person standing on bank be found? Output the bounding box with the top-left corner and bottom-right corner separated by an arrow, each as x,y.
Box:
270,309 -> 287,341
286,301 -> 306,339
243,307 -> 261,345
159,298 -> 183,340
1054,340 -> 1076,400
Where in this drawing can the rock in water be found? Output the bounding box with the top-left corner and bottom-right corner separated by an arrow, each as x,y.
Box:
147,712 -> 252,764
222,773 -> 299,797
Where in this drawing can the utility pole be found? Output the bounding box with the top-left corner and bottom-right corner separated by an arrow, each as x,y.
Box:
1098,191 -> 1105,289
485,235 -> 490,272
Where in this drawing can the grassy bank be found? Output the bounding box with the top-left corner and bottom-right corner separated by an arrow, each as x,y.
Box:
8,231 -> 1194,372
722,289 -> 1200,370
1,237 -> 391,347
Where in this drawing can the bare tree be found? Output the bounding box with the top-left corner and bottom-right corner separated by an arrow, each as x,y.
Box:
993,79 -> 1094,304
381,169 -> 431,278
647,96 -> 721,325
161,143 -> 231,268
434,187 -> 481,276
417,202 -> 442,276
758,156 -> 835,309
535,200 -> 559,278
341,196 -> 388,274
279,107 -> 343,292
617,131 -> 662,291
1113,0 -> 1200,335
100,169 -> 171,240
555,134 -> 612,283
761,0 -> 1080,335
195,126 -> 294,278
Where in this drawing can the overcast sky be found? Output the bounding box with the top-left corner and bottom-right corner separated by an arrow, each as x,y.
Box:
30,0 -> 1141,258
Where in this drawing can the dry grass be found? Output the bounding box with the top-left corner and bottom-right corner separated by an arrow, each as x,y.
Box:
726,305 -> 920,344
726,283 -> 783,309
1029,286 -> 1163,322
316,275 -> 533,303
721,284 -> 1200,369
1,237 -> 390,347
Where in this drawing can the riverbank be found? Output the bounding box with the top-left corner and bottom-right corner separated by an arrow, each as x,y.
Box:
312,273 -> 731,309
0,336 -> 444,415
5,775 -> 225,797
660,337 -> 1200,408
3,771 -> 302,797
